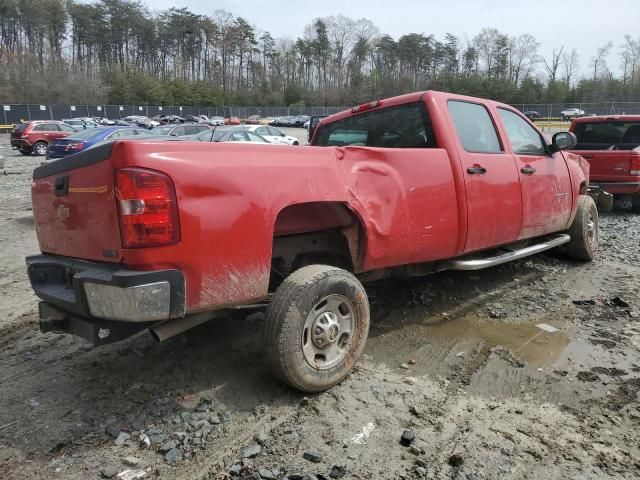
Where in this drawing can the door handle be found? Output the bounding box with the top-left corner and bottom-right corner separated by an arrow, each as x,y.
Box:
467,165 -> 487,175
582,154 -> 593,159
521,166 -> 536,175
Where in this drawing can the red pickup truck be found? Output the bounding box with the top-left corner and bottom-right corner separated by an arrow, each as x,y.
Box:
569,115 -> 640,212
27,91 -> 598,392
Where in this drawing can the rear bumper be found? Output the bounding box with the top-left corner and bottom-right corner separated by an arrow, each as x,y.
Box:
26,254 -> 185,343
10,139 -> 30,149
590,181 -> 640,195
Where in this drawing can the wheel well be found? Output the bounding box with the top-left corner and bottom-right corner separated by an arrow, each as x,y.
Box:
270,202 -> 364,290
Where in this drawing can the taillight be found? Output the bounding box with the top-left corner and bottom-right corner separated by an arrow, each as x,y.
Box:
116,168 -> 180,248
631,153 -> 640,176
65,142 -> 85,151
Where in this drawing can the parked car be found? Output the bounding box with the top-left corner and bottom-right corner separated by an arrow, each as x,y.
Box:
269,116 -> 293,127
46,126 -> 156,159
569,115 -> 640,212
225,116 -> 241,125
152,114 -> 185,125
10,121 -> 77,156
291,115 -> 310,127
186,127 -> 276,144
244,125 -> 300,145
152,124 -> 211,137
245,115 -> 262,125
62,118 -> 100,129
561,108 -> 585,121
523,111 -> 540,121
26,90 -> 597,393
307,115 -> 327,142
122,116 -> 159,129
208,116 -> 226,126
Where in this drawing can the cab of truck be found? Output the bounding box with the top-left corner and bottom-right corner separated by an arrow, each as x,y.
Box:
569,115 -> 640,212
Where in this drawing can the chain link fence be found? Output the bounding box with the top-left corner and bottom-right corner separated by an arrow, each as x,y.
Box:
0,104 -> 345,125
2,102 -> 640,126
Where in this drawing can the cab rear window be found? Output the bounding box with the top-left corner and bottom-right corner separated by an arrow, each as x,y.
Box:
314,102 -> 436,148
573,122 -> 640,150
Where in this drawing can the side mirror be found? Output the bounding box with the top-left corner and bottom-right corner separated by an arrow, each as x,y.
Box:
552,131 -> 577,151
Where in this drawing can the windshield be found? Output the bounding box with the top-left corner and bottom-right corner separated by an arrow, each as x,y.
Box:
153,126 -> 173,135
574,121 -> 640,150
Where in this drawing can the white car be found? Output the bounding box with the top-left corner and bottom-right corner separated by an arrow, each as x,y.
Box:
244,125 -> 300,145
560,108 -> 585,120
208,116 -> 226,126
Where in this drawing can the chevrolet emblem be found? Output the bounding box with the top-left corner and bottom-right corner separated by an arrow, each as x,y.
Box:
56,205 -> 70,221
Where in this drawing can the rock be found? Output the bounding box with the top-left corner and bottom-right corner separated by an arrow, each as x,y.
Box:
173,432 -> 188,442
207,413 -> 221,425
159,440 -> 177,453
164,448 -> 182,464
329,465 -> 346,478
415,466 -> 427,476
608,296 -> 629,308
100,465 -> 119,478
139,434 -> 151,449
400,363 -> 409,369
123,456 -> 142,467
243,443 -> 262,458
106,424 -> 122,439
131,414 -> 147,431
258,468 -> 276,479
448,453 -> 464,467
303,450 -> 323,463
254,430 -> 269,445
220,412 -> 232,423
283,475 -> 304,480
195,399 -> 212,412
229,464 -> 242,476
114,432 -> 130,446
409,445 -> 423,455
400,430 -> 415,446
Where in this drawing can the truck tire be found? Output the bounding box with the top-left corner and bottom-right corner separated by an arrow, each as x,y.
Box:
263,265 -> 369,392
565,195 -> 599,261
632,195 -> 640,214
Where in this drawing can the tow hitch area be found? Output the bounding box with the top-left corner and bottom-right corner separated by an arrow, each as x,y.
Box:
38,302 -> 153,346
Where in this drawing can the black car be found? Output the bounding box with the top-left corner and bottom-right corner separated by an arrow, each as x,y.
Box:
523,111 -> 541,121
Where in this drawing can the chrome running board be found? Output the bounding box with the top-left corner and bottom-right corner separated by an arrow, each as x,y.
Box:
444,234 -> 571,271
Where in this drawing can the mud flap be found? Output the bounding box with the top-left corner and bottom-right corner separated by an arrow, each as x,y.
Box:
39,301 -> 154,346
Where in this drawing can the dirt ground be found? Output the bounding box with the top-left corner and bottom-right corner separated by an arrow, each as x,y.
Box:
0,133 -> 639,480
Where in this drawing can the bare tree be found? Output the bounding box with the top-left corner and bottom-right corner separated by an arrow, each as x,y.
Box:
591,41 -> 614,80
620,35 -> 639,85
561,48 -> 579,86
543,47 -> 564,82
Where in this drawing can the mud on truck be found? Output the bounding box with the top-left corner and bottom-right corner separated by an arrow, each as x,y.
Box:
27,91 -> 598,392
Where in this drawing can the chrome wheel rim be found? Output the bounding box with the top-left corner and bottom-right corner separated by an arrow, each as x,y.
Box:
302,294 -> 355,370
586,207 -> 598,249
35,143 -> 47,155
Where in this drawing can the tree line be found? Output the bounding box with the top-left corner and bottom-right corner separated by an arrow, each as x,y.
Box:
1,0 -> 639,107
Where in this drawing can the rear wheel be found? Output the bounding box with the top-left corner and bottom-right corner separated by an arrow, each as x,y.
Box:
263,265 -> 369,392
632,195 -> 640,214
293,141 -> 299,146
32,141 -> 48,156
565,195 -> 599,261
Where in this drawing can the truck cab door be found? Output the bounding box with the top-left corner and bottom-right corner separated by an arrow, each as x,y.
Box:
447,100 -> 523,253
497,108 -> 572,239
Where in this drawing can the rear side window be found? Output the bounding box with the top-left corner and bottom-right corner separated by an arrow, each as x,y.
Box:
573,122 -> 640,149
498,108 -> 546,155
448,101 -> 502,153
14,123 -> 28,132
315,102 -> 436,148
33,123 -> 60,132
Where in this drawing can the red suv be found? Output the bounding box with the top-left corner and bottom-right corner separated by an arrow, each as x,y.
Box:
10,121 -> 78,156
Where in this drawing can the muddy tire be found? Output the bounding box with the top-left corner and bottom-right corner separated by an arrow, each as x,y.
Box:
263,265 -> 369,392
632,195 -> 640,214
32,141 -> 48,156
565,195 -> 599,261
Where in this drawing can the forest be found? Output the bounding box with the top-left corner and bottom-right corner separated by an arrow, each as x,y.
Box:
0,0 -> 639,107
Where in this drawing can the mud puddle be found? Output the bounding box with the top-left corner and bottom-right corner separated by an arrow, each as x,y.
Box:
367,310 -> 615,379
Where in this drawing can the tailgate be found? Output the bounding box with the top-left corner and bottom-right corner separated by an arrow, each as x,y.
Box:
32,144 -> 122,262
575,149 -> 632,179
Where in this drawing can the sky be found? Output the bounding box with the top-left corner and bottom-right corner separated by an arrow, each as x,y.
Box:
141,0 -> 638,77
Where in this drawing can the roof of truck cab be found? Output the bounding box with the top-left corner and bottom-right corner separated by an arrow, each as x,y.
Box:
572,115 -> 640,124
319,90 -> 516,126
